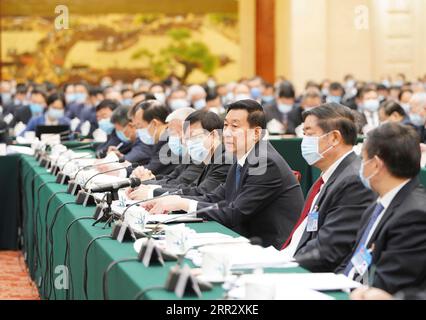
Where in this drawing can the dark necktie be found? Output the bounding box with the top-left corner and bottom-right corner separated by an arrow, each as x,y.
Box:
235,164 -> 242,191
281,176 -> 324,250
343,202 -> 385,276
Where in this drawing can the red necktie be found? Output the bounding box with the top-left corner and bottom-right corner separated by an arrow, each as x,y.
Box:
280,176 -> 324,250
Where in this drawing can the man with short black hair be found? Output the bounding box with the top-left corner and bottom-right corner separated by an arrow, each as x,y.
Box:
142,100 -> 304,249
282,103 -> 376,272
96,105 -> 133,158
128,110 -> 231,200
337,123 -> 426,294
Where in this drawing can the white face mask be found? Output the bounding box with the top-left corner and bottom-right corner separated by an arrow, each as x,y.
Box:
154,93 -> 166,104
301,133 -> 334,165
363,99 -> 380,112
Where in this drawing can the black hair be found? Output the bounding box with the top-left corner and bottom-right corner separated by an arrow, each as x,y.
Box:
329,82 -> 344,95
302,103 -> 358,145
365,123 -> 421,178
278,83 -> 295,99
31,89 -> 47,103
16,83 -> 28,95
138,100 -> 170,123
183,110 -> 223,133
379,101 -> 406,117
226,99 -> 266,129
111,106 -> 131,126
206,91 -> 219,102
95,99 -> 120,113
47,92 -> 65,108
89,87 -> 103,97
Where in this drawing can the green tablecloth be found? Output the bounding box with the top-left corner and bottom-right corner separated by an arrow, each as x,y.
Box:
0,154 -> 21,249
19,154 -> 348,300
421,168 -> 426,189
269,138 -> 314,195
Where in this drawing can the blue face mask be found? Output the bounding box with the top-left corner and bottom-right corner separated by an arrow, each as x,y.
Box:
169,99 -> 190,111
116,130 -> 130,143
47,107 -> 64,120
359,159 -> 377,190
193,99 -> 206,110
1,93 -> 12,105
363,99 -> 380,112
250,87 -> 262,100
301,133 -> 334,165
262,96 -> 275,104
122,98 -> 133,106
98,118 -> 114,135
29,103 -> 44,115
278,103 -> 293,114
74,93 -> 87,104
137,128 -> 155,145
409,113 -> 426,127
326,96 -> 342,104
187,137 -> 209,163
168,135 -> 184,156
65,93 -> 76,104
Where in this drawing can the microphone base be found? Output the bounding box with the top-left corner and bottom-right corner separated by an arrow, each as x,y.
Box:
67,181 -> 81,195
39,157 -> 49,168
75,190 -> 96,207
51,165 -> 61,176
56,172 -> 70,185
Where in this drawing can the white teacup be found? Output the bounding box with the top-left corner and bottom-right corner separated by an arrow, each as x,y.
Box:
245,279 -> 276,300
200,246 -> 232,282
165,224 -> 190,255
125,208 -> 147,233
24,131 -> 36,142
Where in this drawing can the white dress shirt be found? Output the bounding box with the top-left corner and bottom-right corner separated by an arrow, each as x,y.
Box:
347,179 -> 410,279
280,149 -> 354,259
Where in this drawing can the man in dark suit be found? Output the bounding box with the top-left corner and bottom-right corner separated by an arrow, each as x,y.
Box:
127,108 -> 205,199
128,110 -> 231,200
96,105 -> 132,158
336,123 -> 426,295
142,100 -> 304,249
280,103 -> 376,272
286,87 -> 322,135
11,89 -> 47,126
128,100 -> 177,177
264,82 -> 296,135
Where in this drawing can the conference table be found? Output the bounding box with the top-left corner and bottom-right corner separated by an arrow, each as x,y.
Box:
2,139 -> 426,300
1,150 -> 347,300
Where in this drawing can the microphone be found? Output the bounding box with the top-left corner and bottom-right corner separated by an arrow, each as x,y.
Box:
67,157 -> 125,195
61,153 -> 93,171
73,157 -> 125,181
119,189 -> 183,223
150,203 -> 219,235
82,163 -> 139,190
89,177 -> 142,194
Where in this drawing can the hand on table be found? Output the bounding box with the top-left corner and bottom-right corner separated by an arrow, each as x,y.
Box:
350,286 -> 393,300
107,146 -> 123,158
132,166 -> 155,181
127,184 -> 161,201
141,195 -> 191,215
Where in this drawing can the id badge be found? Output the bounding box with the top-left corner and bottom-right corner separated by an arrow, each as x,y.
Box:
306,208 -> 319,232
351,246 -> 372,276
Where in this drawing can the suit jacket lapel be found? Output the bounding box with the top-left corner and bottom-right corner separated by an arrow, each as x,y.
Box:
368,178 -> 419,247
296,152 -> 357,251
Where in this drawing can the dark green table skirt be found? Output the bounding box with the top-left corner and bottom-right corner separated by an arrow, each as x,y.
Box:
19,155 -> 348,300
0,154 -> 21,249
